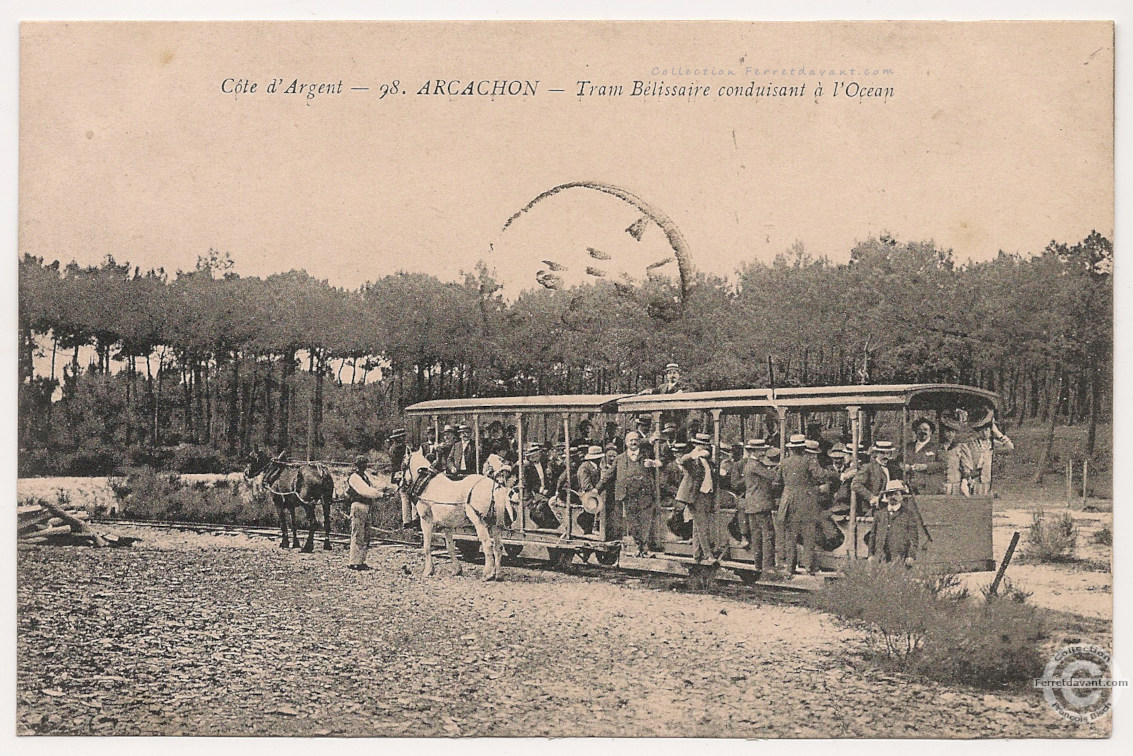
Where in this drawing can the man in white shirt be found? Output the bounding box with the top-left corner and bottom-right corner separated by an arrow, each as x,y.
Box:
347,455 -> 386,571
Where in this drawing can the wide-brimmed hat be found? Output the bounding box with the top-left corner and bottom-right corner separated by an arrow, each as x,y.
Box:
580,491 -> 603,514
524,441 -> 545,453
828,442 -> 849,458
912,417 -> 937,434
388,428 -> 406,439
691,433 -> 712,447
786,433 -> 807,448
763,448 -> 781,463
745,438 -> 769,451
442,424 -> 457,435
353,454 -> 370,468
671,442 -> 689,452
804,439 -> 822,454
970,410 -> 995,429
870,440 -> 897,455
584,445 -> 604,461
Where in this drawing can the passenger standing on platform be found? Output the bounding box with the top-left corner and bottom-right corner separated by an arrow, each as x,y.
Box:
903,417 -> 945,495
676,433 -> 718,563
778,435 -> 842,577
597,431 -> 662,557
604,422 -> 624,453
741,438 -> 782,574
964,412 -> 1013,495
449,424 -> 476,476
429,425 -> 458,473
347,455 -> 386,571
940,419 -> 968,495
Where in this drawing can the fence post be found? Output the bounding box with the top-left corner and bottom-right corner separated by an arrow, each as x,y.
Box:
1082,459 -> 1089,509
1067,458 -> 1073,508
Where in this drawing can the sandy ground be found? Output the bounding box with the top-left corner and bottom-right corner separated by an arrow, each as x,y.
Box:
16,525 -> 1112,739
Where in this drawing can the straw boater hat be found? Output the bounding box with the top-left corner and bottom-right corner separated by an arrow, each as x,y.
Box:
691,433 -> 713,447
804,439 -> 822,454
870,440 -> 897,456
664,362 -> 680,372
524,441 -> 544,453
786,433 -> 807,449
353,454 -> 369,469
745,438 -> 769,451
763,448 -> 781,464
388,428 -> 406,440
882,479 -> 908,497
457,424 -> 471,434
671,442 -> 688,453
442,424 -> 456,435
584,445 -> 604,461
828,442 -> 849,459
661,423 -> 677,437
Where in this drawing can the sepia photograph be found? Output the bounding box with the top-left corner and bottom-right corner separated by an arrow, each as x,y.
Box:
9,7 -> 1123,745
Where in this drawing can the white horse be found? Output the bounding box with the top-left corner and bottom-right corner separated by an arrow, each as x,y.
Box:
404,449 -> 508,581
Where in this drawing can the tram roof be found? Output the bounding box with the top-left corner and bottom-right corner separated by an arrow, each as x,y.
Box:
405,394 -> 628,416
617,383 -> 1000,413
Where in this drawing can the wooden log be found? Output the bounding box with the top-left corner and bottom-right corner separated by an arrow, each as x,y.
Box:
47,517 -> 65,527
17,504 -> 45,516
38,500 -> 109,548
21,524 -> 73,539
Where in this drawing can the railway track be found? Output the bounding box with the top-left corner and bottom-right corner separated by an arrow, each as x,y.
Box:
90,517 -> 816,605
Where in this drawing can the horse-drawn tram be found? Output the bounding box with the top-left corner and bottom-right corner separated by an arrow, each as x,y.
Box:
404,383 -> 1003,585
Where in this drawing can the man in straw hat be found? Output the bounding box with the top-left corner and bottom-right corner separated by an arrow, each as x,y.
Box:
347,454 -> 387,571
940,418 -> 968,495
676,433 -> 719,562
869,480 -> 922,566
851,440 -> 899,514
449,424 -> 476,476
741,438 -> 783,574
598,430 -> 663,557
778,435 -> 845,577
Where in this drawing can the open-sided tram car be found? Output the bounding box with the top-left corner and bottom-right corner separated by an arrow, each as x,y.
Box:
404,383 -> 1001,580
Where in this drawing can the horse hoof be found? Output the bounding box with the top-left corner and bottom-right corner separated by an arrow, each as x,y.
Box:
301,545 -> 314,554
280,542 -> 289,550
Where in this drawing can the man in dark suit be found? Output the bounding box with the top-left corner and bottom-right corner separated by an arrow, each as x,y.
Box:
903,417 -> 945,495
676,433 -> 718,562
597,431 -> 662,556
779,436 -> 844,576
449,424 -> 476,476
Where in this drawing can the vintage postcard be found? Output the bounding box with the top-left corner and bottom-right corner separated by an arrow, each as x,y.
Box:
15,20 -> 1117,740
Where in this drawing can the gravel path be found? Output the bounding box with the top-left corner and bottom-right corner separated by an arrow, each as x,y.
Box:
17,528 -> 1108,738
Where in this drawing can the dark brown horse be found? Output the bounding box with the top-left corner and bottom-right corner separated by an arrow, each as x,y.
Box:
244,449 -> 336,552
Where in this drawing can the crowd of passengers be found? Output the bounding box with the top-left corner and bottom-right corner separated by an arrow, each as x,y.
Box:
388,364 -> 1013,578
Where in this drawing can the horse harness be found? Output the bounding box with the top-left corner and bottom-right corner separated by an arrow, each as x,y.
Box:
263,460 -> 331,506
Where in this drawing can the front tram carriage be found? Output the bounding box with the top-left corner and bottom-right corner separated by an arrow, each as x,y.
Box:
404,383 -> 1002,583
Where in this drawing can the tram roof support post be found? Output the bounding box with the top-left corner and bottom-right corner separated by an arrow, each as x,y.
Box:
848,405 -> 861,562
563,412 -> 572,540
473,415 -> 481,473
516,412 -> 525,535
711,408 -> 723,509
777,407 -> 788,462
652,411 -> 663,510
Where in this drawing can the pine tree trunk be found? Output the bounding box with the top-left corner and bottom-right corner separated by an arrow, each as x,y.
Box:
227,351 -> 240,455
1031,373 -> 1063,485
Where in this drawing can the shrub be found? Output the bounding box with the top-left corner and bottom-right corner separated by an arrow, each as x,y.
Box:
168,445 -> 235,474
980,577 -> 1033,604
1091,527 -> 1112,546
113,468 -> 277,527
1025,508 -> 1078,562
62,443 -> 122,476
917,596 -> 1046,688
813,561 -> 1045,688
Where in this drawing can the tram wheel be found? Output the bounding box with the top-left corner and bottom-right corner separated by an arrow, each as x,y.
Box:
595,549 -> 620,566
503,544 -> 524,559
455,541 -> 481,562
577,548 -> 593,564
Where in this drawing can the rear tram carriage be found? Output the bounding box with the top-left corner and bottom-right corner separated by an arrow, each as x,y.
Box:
404,383 -> 1001,583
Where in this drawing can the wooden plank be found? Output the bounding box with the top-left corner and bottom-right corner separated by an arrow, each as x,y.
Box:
21,524 -> 72,539
38,500 -> 108,547
17,504 -> 45,516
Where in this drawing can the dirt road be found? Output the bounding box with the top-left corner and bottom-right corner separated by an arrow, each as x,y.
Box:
16,528 -> 1108,738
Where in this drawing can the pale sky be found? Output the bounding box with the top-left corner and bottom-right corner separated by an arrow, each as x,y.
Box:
19,21 -> 1113,296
